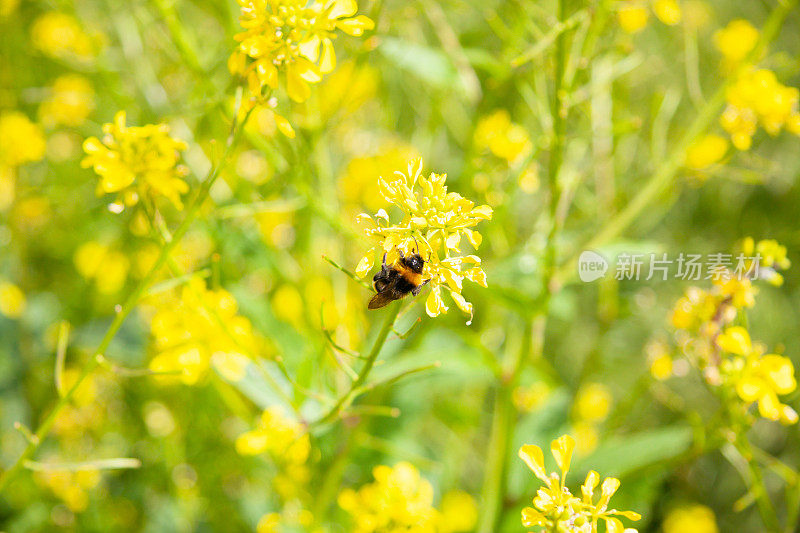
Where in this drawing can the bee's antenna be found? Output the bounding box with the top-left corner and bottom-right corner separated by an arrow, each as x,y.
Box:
411,234 -> 419,253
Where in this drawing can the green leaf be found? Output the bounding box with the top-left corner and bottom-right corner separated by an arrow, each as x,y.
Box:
573,425 -> 693,478
379,37 -> 458,90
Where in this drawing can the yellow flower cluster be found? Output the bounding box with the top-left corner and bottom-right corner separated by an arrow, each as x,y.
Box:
35,468 -> 101,513
741,237 -> 790,286
721,68 -> 800,150
0,111 -> 47,168
39,74 -> 95,128
147,278 -> 261,385
617,0 -> 682,34
519,435 -> 641,532
229,0 -> 374,105
31,12 -> 94,61
355,159 -> 492,320
338,462 -> 477,533
82,111 -> 189,210
473,110 -> 532,164
716,327 -> 797,424
74,241 -> 130,295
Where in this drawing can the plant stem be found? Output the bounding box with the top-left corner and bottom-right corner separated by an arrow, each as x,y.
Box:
313,302 -> 401,426
554,0 -> 798,284
0,103 -> 251,494
736,435 -> 781,532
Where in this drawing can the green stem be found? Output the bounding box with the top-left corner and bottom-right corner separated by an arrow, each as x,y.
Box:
554,0 -> 798,284
736,436 -> 781,532
313,302 -> 401,426
477,320 -> 534,533
0,103 -> 251,494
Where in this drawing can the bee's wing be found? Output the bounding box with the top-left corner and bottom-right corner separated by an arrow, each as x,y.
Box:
368,291 -> 394,309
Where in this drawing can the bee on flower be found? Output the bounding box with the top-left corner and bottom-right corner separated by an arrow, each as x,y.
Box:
81,111 -> 190,211
355,158 -> 492,321
519,435 -> 641,532
228,0 -> 374,130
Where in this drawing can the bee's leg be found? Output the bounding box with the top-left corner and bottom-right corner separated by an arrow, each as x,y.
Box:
411,278 -> 431,296
397,248 -> 405,261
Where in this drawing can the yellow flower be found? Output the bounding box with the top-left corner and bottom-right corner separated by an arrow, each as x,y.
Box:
230,0 -> 374,104
617,2 -> 649,34
74,241 -> 130,294
235,406 -> 310,463
740,237 -> 791,286
663,504 -> 718,533
340,144 -> 420,212
147,278 -> 261,385
338,461 -> 440,533
35,467 -> 102,512
355,158 -> 492,320
0,281 -> 26,319
0,112 -> 46,167
653,0 -> 681,26
717,326 -> 798,424
31,12 -> 93,60
714,19 -> 759,64
648,340 -> 673,381
82,111 -> 189,210
670,287 -> 718,331
519,435 -> 641,531
439,490 -> 478,533
0,0 -> 19,16
721,68 -> 800,150
685,134 -> 728,170
39,74 -> 95,127
474,110 -> 532,164
512,382 -> 551,412
575,383 -> 612,423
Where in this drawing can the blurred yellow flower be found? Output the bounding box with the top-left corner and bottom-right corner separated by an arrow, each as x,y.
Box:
82,111 -> 189,210
439,490 -> 478,533
0,0 -> 19,16
572,421 -> 600,456
663,504 -> 718,533
670,287 -> 718,332
0,111 -> 46,167
229,0 -> 374,104
235,406 -> 310,461
653,0 -> 681,26
512,382 -> 550,412
338,461 -> 439,532
519,435 -> 641,531
717,326 -> 798,424
148,278 -> 261,385
355,158 -> 492,320
474,110 -> 532,164
31,12 -> 93,60
0,166 -> 14,210
340,145 -> 420,212
647,340 -> 674,380
0,281 -> 26,319
39,74 -> 95,128
575,383 -> 613,422
685,134 -> 728,170
739,237 -> 790,286
714,19 -> 759,65
617,3 -> 649,34
35,468 -> 101,512
721,68 -> 800,150
271,284 -> 305,327
74,241 -> 130,294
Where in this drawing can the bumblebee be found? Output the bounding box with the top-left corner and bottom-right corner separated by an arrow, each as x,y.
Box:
368,249 -> 430,309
